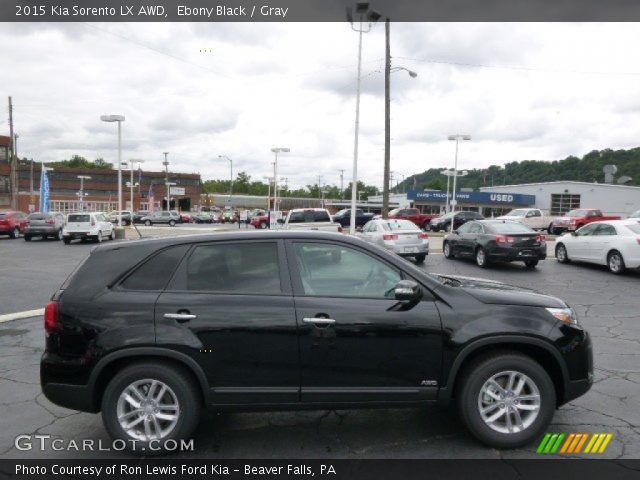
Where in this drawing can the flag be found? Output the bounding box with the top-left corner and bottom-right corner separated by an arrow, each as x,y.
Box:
148,183 -> 155,214
39,164 -> 50,213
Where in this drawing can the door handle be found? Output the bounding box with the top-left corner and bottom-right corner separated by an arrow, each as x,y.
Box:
164,313 -> 197,322
302,317 -> 336,325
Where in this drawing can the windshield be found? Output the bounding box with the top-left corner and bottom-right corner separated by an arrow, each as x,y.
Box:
566,209 -> 590,217
382,220 -> 419,231
506,209 -> 528,217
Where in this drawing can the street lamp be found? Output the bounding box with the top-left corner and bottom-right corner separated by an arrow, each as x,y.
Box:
165,181 -> 176,210
270,147 -> 290,212
218,155 -> 233,207
77,175 -> 91,211
347,2 -> 380,234
263,175 -> 274,210
447,134 -> 471,216
162,152 -> 170,211
100,114 -> 125,227
127,159 -> 144,212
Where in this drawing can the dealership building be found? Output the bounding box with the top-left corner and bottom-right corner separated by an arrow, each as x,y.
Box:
390,181 -> 640,217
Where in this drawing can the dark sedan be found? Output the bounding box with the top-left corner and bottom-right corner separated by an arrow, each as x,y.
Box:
443,220 -> 547,268
429,211 -> 484,232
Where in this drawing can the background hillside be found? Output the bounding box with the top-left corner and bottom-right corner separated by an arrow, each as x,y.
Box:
397,148 -> 640,193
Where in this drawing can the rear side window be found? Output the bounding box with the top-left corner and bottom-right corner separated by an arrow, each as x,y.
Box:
68,214 -> 90,223
626,224 -> 640,234
289,211 -> 329,223
120,245 -> 190,291
183,242 -> 281,294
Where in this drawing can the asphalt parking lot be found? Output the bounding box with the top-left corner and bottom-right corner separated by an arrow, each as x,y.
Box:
1,229 -> 639,459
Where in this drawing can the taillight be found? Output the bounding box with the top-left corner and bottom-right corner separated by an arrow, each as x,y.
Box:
383,233 -> 398,241
636,237 -> 640,245
44,301 -> 59,334
338,226 -> 343,233
419,232 -> 429,239
536,234 -> 546,243
45,219 -> 55,225
495,235 -> 516,244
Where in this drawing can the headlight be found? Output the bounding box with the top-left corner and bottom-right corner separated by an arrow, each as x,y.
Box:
546,307 -> 578,325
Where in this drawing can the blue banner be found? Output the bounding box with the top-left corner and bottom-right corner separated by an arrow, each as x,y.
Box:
39,165 -> 50,213
407,190 -> 535,206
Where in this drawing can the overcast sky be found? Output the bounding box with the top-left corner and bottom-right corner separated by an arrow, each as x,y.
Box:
4,22 -> 640,189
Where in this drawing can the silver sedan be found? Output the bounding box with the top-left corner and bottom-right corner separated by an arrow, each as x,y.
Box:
359,219 -> 429,263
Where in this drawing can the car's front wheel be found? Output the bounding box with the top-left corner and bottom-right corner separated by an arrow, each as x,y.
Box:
101,362 -> 201,454
169,220 -> 176,227
607,250 -> 626,274
457,352 -> 555,449
145,220 -> 152,226
443,241 -> 455,259
476,247 -> 490,268
556,244 -> 570,263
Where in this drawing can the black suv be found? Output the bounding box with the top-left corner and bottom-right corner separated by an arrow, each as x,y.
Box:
41,231 -> 592,453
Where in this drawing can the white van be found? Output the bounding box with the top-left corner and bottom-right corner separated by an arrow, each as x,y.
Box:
63,212 -> 115,244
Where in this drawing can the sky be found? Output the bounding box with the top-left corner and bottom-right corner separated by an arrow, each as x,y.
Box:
3,22 -> 640,190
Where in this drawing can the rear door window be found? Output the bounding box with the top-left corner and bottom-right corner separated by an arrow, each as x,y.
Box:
120,245 -> 190,291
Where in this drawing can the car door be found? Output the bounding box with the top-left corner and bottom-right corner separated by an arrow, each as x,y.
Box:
589,223 -> 617,264
286,239 -> 443,403
457,221 -> 481,256
568,223 -> 599,260
154,239 -> 300,404
98,214 -> 112,233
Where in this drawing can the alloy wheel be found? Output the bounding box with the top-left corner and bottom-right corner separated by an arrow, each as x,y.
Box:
556,245 -> 566,262
116,379 -> 180,441
477,370 -> 541,434
608,252 -> 624,273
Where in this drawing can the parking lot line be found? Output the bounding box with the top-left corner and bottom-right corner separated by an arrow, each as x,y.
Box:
0,308 -> 44,324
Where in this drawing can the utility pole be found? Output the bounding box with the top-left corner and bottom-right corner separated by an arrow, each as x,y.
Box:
338,169 -> 345,198
382,18 -> 391,219
163,152 -> 169,210
8,97 -> 18,210
317,175 -> 323,199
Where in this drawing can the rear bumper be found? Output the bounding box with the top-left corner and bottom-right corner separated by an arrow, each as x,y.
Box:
486,245 -> 547,261
42,382 -> 97,412
25,227 -> 58,235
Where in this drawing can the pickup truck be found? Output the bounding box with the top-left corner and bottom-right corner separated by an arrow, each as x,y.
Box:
551,208 -> 621,234
331,208 -> 375,228
496,208 -> 555,233
279,208 -> 342,232
388,207 -> 439,230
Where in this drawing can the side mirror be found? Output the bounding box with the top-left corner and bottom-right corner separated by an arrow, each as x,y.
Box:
394,280 -> 422,302
277,218 -> 285,224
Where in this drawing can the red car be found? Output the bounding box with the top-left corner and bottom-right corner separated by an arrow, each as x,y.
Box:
551,208 -> 622,234
0,210 -> 29,238
179,212 -> 192,223
388,207 -> 439,230
250,214 -> 269,229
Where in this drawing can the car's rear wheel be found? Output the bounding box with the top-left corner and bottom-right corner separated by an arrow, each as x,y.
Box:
443,241 -> 455,259
476,247 -> 490,268
109,230 -> 115,241
96,231 -> 102,243
145,220 -> 152,226
260,222 -> 268,229
547,224 -> 554,235
101,362 -> 201,454
555,244 -> 569,263
24,235 -> 32,242
57,229 -> 63,241
169,220 -> 176,227
63,237 -> 71,245
10,227 -> 20,239
415,254 -> 426,264
524,259 -> 539,269
457,352 -> 555,448
607,250 -> 626,274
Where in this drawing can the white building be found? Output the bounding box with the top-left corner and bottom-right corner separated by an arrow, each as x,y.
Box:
481,181 -> 640,217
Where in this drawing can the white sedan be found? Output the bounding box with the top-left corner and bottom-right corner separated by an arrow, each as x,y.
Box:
359,219 -> 429,263
555,220 -> 640,274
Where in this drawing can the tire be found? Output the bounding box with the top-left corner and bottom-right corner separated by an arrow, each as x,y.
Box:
96,231 -> 102,243
555,244 -> 570,264
415,254 -> 426,264
57,229 -> 63,241
547,224 -> 553,235
169,220 -> 176,227
9,227 -> 20,239
24,235 -> 32,242
476,247 -> 490,268
524,259 -> 539,269
421,222 -> 431,232
607,250 -> 626,275
63,237 -> 71,245
443,241 -> 455,259
260,222 -> 268,229
145,220 -> 152,226
457,352 -> 556,449
101,362 -> 201,455
109,230 -> 115,241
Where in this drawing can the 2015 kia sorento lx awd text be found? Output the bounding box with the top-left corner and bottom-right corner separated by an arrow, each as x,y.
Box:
41,231 -> 592,453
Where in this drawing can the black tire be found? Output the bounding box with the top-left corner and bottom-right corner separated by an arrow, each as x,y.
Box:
101,362 -> 201,455
96,231 -> 102,243
524,259 -> 539,269
169,220 -> 176,227
555,243 -> 570,264
443,241 -> 455,259
475,247 -> 490,268
421,222 -> 431,231
24,235 -> 32,242
547,224 -> 553,235
457,352 -> 556,449
607,250 -> 626,275
415,254 -> 426,264
145,220 -> 152,226
109,229 -> 116,241
260,222 -> 268,229
9,226 -> 20,239
57,229 -> 63,241
63,237 -> 71,245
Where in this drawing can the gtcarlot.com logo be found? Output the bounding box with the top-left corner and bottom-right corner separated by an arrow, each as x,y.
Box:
537,433 -> 613,455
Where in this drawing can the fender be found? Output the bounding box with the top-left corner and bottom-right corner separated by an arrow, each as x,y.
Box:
88,347 -> 211,405
437,335 -> 569,403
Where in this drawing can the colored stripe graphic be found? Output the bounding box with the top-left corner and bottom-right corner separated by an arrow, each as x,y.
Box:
538,433 -> 612,455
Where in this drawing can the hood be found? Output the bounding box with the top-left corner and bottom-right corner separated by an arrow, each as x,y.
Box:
435,274 -> 567,308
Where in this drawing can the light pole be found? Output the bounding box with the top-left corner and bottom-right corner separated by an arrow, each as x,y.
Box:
100,115 -> 125,227
391,171 -> 406,193
162,152 -> 169,211
270,147 -> 289,213
77,175 -> 91,211
128,159 -> 144,212
165,181 -> 176,211
262,176 -> 273,210
347,2 -> 380,234
447,134 -> 471,215
218,155 -> 233,207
